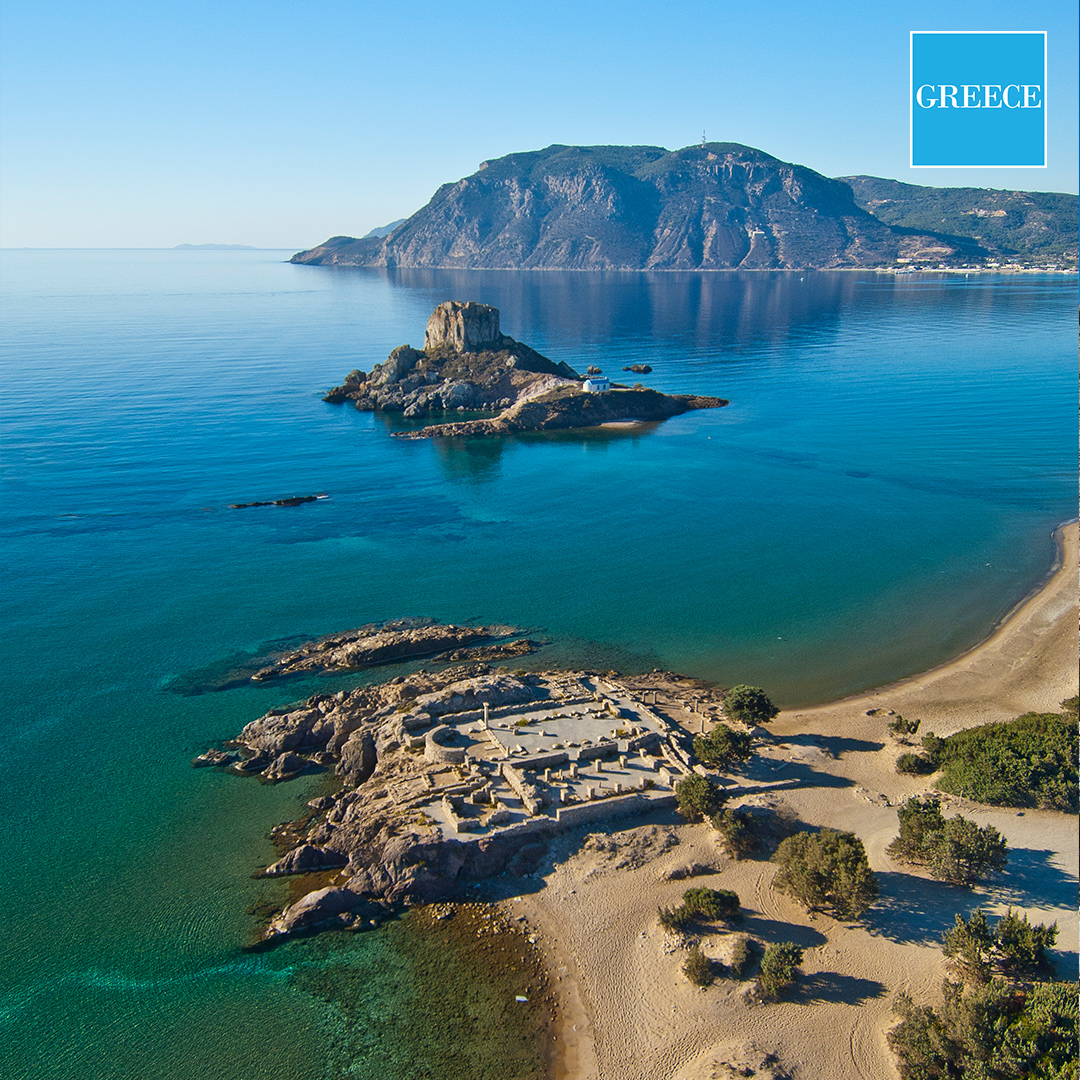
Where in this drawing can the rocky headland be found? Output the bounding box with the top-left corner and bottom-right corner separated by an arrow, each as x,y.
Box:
323,300 -> 727,436
194,652 -> 724,943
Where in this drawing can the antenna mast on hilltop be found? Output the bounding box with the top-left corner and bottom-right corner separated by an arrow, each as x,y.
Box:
701,130 -> 707,148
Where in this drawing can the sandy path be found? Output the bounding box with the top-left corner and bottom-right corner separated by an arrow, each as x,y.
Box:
518,522 -> 1078,1080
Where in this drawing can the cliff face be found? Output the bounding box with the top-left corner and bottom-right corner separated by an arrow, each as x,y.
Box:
291,143 -> 975,270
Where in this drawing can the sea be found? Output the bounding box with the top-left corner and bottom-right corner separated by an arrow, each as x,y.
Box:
1,249 -> 1076,1079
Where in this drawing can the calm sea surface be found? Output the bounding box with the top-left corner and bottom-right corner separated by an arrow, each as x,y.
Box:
1,250 -> 1076,1078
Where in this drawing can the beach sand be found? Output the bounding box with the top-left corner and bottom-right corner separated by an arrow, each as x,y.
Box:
516,521 -> 1078,1080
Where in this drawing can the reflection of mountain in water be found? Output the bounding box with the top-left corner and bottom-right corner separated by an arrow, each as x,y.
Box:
353,267 -> 859,356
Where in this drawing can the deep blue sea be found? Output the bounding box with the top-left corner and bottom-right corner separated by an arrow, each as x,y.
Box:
1,250 -> 1076,1078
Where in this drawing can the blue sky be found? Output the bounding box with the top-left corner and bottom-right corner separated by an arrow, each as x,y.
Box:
1,0 -> 1076,248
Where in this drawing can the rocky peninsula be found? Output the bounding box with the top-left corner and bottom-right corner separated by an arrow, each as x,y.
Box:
194,649 -> 723,941
323,301 -> 727,436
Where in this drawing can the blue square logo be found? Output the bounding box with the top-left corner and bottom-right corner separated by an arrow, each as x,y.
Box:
911,31 -> 1046,168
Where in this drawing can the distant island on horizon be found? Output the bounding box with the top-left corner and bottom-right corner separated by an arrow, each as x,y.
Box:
174,243 -> 258,250
291,142 -> 1078,272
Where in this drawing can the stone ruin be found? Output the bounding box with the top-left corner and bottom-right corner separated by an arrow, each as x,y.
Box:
423,301 -> 503,353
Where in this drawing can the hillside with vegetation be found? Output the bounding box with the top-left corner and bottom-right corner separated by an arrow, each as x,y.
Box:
842,176 -> 1078,266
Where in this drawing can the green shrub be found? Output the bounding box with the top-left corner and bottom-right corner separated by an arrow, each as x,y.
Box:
681,887 -> 740,920
888,715 -> 922,738
658,905 -> 691,931
725,935 -> 752,977
887,797 -> 1008,887
722,685 -> 779,726
712,807 -> 758,858
675,773 -> 726,820
683,946 -> 714,987
660,888 -> 740,931
771,829 -> 879,919
931,711 -> 1078,811
757,941 -> 803,1000
693,723 -> 754,769
896,752 -> 937,775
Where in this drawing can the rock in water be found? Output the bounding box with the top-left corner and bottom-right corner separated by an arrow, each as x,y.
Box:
322,303 -> 727,435
263,844 -> 349,876
262,751 -> 308,782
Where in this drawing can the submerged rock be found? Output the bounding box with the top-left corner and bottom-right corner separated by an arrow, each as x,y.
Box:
191,748 -> 237,768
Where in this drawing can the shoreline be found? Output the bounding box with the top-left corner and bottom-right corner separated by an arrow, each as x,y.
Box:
789,519 -> 1077,730
524,519 -> 1078,1080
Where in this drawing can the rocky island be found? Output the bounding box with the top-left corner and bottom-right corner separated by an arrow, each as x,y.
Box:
324,300 -> 727,436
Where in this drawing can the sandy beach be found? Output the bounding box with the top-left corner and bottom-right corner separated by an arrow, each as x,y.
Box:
516,521 -> 1078,1080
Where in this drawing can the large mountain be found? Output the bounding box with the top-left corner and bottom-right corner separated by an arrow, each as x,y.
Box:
291,143 -> 979,270
841,176 -> 1078,265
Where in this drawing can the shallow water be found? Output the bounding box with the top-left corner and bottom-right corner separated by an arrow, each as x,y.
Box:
1,251 -> 1075,1077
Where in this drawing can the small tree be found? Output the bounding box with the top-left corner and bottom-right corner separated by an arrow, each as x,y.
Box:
771,829 -> 879,919
993,909 -> 1058,978
757,941 -> 803,1000
683,946 -> 714,987
928,816 -> 1008,887
693,723 -> 754,769
722,685 -> 779,726
712,807 -> 758,858
887,797 -> 946,862
888,798 -> 1007,887
675,773 -> 726,821
942,910 -> 995,984
725,935 -> 752,977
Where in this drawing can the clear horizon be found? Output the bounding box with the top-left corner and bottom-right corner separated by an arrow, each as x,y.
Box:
2,0 -> 1076,249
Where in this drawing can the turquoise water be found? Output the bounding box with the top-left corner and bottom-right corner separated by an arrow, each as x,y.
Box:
1,250 -> 1076,1077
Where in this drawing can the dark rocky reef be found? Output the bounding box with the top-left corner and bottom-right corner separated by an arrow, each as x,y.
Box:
250,618 -> 520,681
325,300 -> 726,436
292,143 -> 982,271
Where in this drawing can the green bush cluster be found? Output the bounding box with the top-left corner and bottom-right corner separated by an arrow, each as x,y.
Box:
889,706 -> 1078,811
757,942 -> 803,1001
674,773 -> 726,820
889,979 -> 1077,1080
693,723 -> 754,769
771,829 -> 879,919
659,887 -> 740,930
887,798 -> 1008,887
